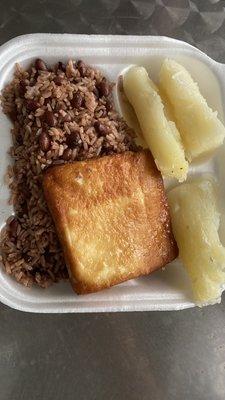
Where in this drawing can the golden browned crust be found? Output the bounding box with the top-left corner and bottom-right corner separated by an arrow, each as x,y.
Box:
43,150 -> 177,294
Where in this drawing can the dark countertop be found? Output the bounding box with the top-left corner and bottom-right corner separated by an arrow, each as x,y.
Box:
0,1 -> 225,399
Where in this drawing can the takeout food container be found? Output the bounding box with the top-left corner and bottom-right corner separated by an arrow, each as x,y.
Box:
0,33 -> 225,313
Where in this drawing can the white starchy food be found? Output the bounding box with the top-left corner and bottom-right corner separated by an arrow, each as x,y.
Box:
123,66 -> 188,182
168,177 -> 225,306
159,59 -> 225,161
117,89 -> 148,148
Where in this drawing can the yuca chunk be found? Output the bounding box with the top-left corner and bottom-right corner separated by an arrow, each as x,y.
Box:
123,66 -> 188,182
43,150 -> 178,294
160,59 -> 225,161
168,177 -> 225,306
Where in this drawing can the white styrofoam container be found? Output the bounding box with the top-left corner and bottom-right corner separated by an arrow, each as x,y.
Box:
0,34 -> 225,313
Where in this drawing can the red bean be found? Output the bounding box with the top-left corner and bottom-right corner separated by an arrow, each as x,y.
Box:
66,131 -> 80,149
98,78 -> 110,97
77,60 -> 85,68
54,76 -> 63,86
44,110 -> 55,126
62,148 -> 72,160
71,92 -> 83,109
19,80 -> 26,97
8,108 -> 17,121
57,62 -> 66,72
77,60 -> 86,77
35,58 -> 47,71
16,134 -> 23,145
26,100 -> 38,112
105,100 -> 113,112
8,218 -> 19,236
94,121 -> 108,135
39,132 -> 51,152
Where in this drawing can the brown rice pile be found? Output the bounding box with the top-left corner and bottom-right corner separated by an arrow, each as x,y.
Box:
0,58 -> 136,288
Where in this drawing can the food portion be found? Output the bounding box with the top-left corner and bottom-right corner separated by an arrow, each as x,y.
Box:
43,150 -> 178,294
117,75 -> 147,149
160,59 -> 225,161
168,178 -> 225,305
0,58 -> 136,287
123,66 -> 188,182
120,59 -> 225,304
2,53 -> 225,305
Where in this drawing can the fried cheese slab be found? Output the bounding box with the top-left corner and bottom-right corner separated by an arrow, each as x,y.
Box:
43,150 -> 177,294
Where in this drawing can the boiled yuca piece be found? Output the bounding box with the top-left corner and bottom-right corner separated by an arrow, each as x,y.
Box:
123,66 -> 188,182
160,59 -> 225,161
168,178 -> 225,306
